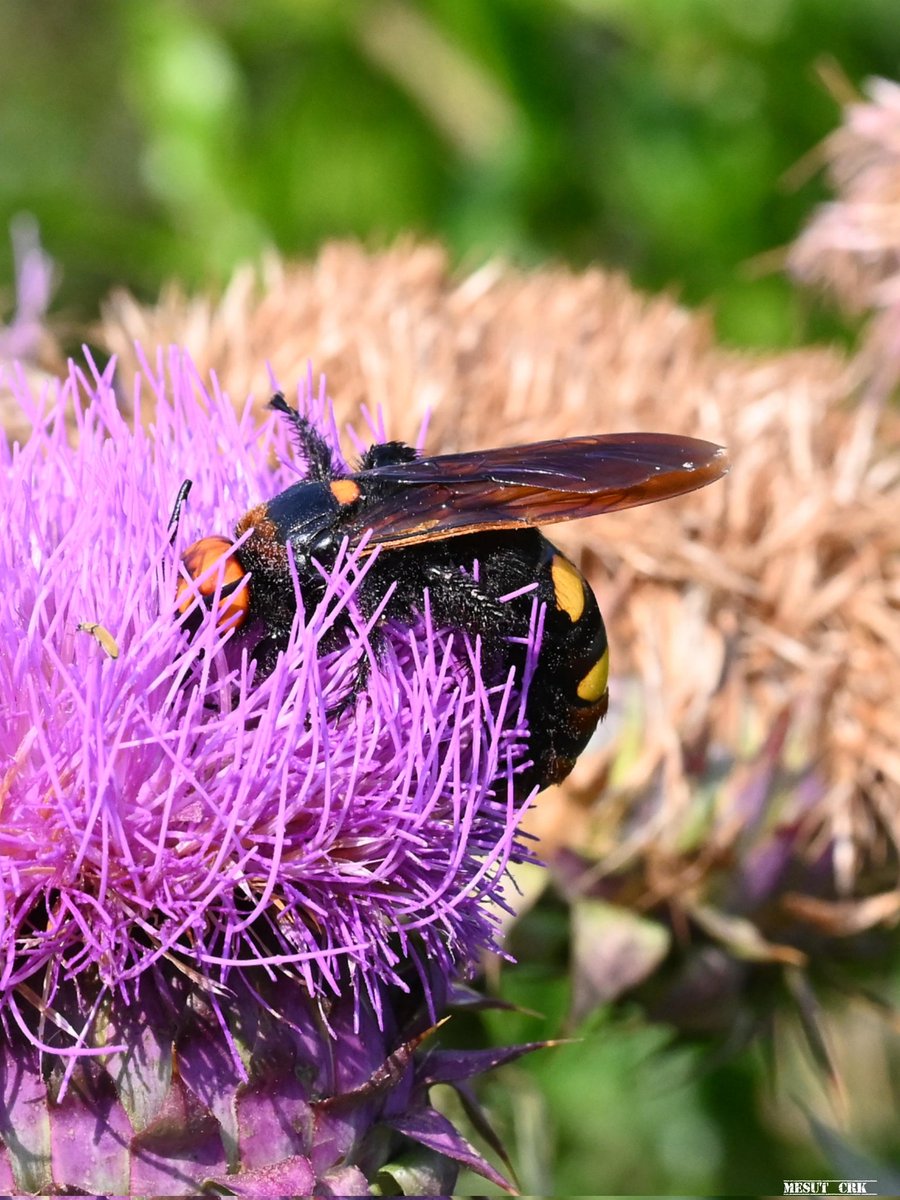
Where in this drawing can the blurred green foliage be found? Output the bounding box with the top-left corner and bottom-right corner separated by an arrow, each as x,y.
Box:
450,899 -> 900,1195
3,0 -> 900,345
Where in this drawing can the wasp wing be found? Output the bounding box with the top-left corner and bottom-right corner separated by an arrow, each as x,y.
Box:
351,433 -> 728,550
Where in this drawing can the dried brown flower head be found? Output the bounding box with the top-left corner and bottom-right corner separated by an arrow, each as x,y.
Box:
100,242 -> 900,1056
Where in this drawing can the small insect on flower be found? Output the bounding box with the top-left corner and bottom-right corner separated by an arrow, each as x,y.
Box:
75,620 -> 119,659
176,393 -> 729,793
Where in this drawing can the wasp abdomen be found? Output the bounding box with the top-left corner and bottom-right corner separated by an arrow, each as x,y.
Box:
520,540 -> 609,791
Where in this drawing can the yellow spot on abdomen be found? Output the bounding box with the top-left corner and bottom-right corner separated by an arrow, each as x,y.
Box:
550,555 -> 585,622
577,648 -> 609,703
330,478 -> 361,505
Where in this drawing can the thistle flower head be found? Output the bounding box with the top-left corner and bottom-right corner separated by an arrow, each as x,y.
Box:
0,347 -> 537,1192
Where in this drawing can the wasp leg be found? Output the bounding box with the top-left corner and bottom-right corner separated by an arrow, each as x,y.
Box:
419,561 -> 517,647
324,567 -> 509,722
244,616 -> 373,721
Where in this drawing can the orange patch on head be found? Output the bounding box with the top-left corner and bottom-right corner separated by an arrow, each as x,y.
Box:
330,478 -> 361,506
177,536 -> 250,630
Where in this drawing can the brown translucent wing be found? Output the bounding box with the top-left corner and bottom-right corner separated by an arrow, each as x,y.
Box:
351,433 -> 729,550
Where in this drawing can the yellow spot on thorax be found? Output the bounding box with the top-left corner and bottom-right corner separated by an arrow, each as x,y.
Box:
330,478 -> 361,505
577,648 -> 609,703
550,554 -> 585,622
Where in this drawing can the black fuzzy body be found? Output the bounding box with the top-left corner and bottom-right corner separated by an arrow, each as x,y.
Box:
230,414 -> 609,797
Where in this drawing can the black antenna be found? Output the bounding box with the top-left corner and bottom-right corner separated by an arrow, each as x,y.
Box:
269,391 -> 335,482
168,480 -> 192,545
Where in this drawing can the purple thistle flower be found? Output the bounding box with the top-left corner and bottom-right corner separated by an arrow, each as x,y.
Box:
0,347 -> 540,1193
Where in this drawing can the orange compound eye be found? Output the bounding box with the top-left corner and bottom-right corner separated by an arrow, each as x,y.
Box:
177,536 -> 250,631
